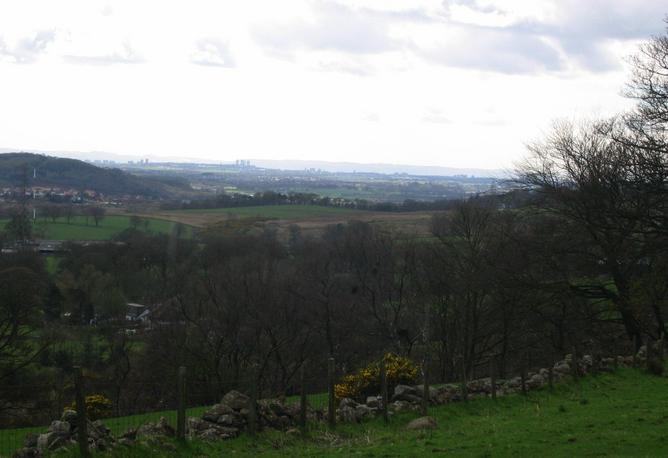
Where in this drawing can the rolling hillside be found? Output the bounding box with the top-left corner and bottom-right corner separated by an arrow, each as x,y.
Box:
0,153 -> 191,197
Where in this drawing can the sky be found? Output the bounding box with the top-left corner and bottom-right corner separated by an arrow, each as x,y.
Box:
0,0 -> 666,170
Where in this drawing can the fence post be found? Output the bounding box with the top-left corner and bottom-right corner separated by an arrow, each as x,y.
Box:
520,356 -> 527,396
547,353 -> 554,391
421,302 -> 430,416
490,355 -> 496,400
460,356 -> 468,402
177,366 -> 186,440
633,335 -> 640,367
380,356 -> 389,424
299,363 -> 307,433
248,366 -> 258,436
421,359 -> 429,416
74,367 -> 90,458
660,332 -> 665,359
327,357 -> 336,428
571,346 -> 579,382
613,351 -> 619,370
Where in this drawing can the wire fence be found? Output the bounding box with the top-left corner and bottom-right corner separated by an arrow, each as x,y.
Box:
0,341 -> 657,457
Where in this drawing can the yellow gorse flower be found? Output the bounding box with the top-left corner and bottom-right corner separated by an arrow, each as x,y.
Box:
65,394 -> 113,420
334,353 -> 418,400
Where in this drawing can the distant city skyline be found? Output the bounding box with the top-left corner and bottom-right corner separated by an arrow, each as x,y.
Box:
0,1 -> 665,169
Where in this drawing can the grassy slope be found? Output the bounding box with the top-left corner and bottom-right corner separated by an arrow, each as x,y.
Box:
1,216 -> 191,241
42,367 -> 668,457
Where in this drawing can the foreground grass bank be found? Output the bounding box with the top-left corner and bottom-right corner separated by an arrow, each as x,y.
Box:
49,367 -> 668,457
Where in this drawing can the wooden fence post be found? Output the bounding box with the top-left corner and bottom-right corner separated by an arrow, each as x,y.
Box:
490,355 -> 497,400
74,367 -> 90,458
421,302 -> 430,415
460,356 -> 468,402
571,346 -> 579,382
520,356 -> 527,396
421,359 -> 429,416
633,335 -> 640,367
177,366 -> 186,440
547,353 -> 554,391
660,332 -> 665,359
380,357 -> 389,424
327,357 -> 336,428
248,367 -> 258,436
299,363 -> 307,433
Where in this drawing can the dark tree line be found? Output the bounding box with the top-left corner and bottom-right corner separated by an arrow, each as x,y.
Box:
1,21 -> 667,423
159,189 -> 494,213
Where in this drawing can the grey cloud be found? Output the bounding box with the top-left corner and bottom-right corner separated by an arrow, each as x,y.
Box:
547,0 -> 667,41
0,30 -> 55,64
63,42 -> 144,65
420,24 -> 564,74
253,2 -> 397,56
442,0 -> 504,16
508,1 -> 668,71
190,39 -> 235,68
422,109 -> 452,124
428,0 -> 668,74
252,0 -> 667,75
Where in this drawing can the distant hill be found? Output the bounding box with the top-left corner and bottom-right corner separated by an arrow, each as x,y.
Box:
249,159 -> 507,178
0,153 -> 191,197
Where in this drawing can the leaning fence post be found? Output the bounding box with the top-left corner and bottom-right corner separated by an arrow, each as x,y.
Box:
490,355 -> 497,400
299,363 -> 307,433
327,357 -> 336,428
248,367 -> 259,436
177,366 -> 186,440
380,356 -> 389,424
74,367 -> 90,458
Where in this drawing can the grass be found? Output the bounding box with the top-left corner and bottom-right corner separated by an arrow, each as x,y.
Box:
172,205 -> 365,220
46,256 -> 61,275
4,367 -> 667,457
1,216 -> 192,241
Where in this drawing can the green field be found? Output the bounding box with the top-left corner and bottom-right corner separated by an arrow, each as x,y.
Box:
1,216 -> 192,241
2,367 -> 666,457
173,205 -> 365,219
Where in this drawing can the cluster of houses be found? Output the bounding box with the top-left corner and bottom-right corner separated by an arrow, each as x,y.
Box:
0,186 -> 95,202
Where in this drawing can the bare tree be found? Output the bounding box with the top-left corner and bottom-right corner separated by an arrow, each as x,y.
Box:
517,120 -> 662,347
87,206 -> 106,227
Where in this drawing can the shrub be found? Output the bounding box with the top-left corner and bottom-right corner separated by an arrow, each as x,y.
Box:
66,394 -> 112,420
334,353 -> 419,400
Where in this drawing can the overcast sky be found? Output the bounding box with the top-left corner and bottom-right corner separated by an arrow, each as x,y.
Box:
0,1 -> 665,169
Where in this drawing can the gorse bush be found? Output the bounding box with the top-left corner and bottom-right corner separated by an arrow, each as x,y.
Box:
66,394 -> 112,420
335,353 -> 418,400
